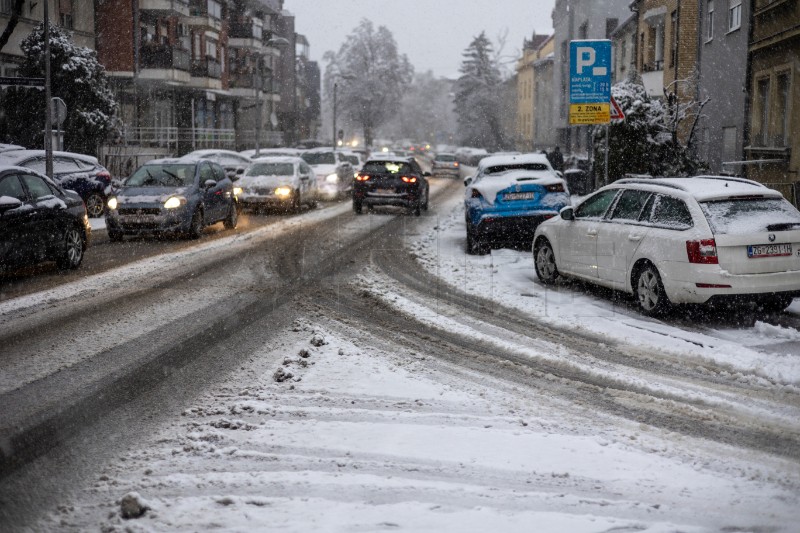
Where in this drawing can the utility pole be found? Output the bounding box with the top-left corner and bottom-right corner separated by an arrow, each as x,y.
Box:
332,82 -> 337,151
44,0 -> 52,178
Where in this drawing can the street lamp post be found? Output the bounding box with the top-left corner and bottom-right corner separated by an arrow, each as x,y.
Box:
332,82 -> 337,151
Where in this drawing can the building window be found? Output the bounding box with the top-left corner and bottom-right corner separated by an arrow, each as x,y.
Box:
654,23 -> 665,69
755,77 -> 770,146
193,33 -> 201,59
207,0 -> 222,19
59,0 -> 73,29
206,38 -> 218,60
670,11 -> 678,67
706,1 -> 715,41
722,127 -> 737,162
728,0 -> 742,32
0,0 -> 13,15
775,72 -> 790,147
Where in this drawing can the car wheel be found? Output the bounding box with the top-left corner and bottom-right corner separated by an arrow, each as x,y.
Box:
56,226 -> 84,270
534,239 -> 559,284
466,226 -> 488,255
223,202 -> 238,229
187,208 -> 204,239
108,229 -> 124,242
422,188 -> 429,211
291,192 -> 301,213
353,200 -> 363,215
85,192 -> 105,218
634,263 -> 671,316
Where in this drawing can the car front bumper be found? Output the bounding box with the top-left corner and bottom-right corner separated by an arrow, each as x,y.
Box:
106,209 -> 190,235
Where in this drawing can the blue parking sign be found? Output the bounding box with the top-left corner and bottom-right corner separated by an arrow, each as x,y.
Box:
569,40 -> 611,104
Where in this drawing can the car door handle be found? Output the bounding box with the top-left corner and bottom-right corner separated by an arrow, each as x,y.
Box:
628,233 -> 643,241
586,229 -> 598,236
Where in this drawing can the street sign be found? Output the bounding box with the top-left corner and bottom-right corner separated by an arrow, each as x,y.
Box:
51,97 -> 67,127
0,76 -> 45,87
569,40 -> 611,125
610,96 -> 625,121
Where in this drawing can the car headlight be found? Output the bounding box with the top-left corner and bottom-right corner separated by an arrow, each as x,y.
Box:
233,187 -> 243,196
274,186 -> 292,197
107,197 -> 118,210
164,196 -> 186,209
326,174 -> 339,183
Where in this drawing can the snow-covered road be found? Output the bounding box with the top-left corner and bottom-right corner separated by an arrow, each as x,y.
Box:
2,176 -> 799,532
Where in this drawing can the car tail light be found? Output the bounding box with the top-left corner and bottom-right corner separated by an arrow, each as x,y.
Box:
401,176 -> 417,183
97,170 -> 112,185
454,162 -> 460,167
355,174 -> 370,181
686,239 -> 718,264
545,183 -> 565,192
471,189 -> 482,199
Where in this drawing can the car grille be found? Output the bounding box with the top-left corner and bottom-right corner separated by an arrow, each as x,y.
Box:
118,208 -> 162,216
249,187 -> 273,195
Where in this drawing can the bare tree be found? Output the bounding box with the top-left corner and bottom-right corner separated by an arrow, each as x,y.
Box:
0,0 -> 25,54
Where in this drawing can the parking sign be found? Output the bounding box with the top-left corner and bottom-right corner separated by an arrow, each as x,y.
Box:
569,40 -> 611,125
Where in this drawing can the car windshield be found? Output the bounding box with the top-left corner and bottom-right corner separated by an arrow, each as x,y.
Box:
343,155 -> 359,165
247,163 -> 294,176
302,152 -> 336,165
700,197 -> 800,234
362,161 -> 413,174
126,164 -> 195,187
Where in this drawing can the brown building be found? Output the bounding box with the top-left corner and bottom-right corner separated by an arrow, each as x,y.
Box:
94,0 -> 291,168
744,0 -> 800,204
632,0 -> 699,142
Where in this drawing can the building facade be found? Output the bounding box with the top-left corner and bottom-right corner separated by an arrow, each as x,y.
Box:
744,0 -> 800,204
552,0 -> 630,157
695,0 -> 750,175
533,50 -> 556,151
610,13 -> 637,84
515,33 -> 551,151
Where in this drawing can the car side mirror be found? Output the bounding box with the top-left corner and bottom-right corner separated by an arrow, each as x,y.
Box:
560,206 -> 574,221
423,171 -> 432,177
0,197 -> 23,213
236,167 -> 244,174
204,179 -> 217,189
464,176 -> 473,186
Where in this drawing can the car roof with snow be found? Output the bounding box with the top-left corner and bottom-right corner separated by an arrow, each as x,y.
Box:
0,164 -> 63,186
248,156 -> 303,165
185,149 -> 250,159
477,153 -> 553,172
0,149 -> 100,166
365,155 -> 415,164
144,158 -> 185,165
303,147 -> 336,154
612,176 -> 781,202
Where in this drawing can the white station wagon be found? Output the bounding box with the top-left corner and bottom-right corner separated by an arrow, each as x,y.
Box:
533,176 -> 800,315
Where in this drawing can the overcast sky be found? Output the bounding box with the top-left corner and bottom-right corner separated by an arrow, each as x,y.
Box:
286,0 -> 557,79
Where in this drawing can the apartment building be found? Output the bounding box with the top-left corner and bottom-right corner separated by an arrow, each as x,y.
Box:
95,0 -> 295,163
0,0 -> 95,77
515,33 -> 551,152
744,0 -> 800,203
610,13 -> 637,84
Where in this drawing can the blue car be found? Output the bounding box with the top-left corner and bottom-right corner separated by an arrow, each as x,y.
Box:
464,154 -> 570,255
105,157 -> 239,241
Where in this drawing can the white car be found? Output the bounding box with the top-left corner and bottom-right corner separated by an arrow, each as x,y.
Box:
533,176 -> 800,315
236,157 -> 317,212
183,149 -> 252,180
300,148 -> 354,199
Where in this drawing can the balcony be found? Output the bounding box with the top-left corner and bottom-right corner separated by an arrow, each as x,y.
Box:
139,0 -> 190,16
139,45 -> 191,84
229,22 -> 264,50
123,126 -> 236,151
191,57 -> 222,79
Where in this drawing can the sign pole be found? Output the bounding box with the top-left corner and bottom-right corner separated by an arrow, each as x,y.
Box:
44,1 -> 52,177
604,124 -> 609,187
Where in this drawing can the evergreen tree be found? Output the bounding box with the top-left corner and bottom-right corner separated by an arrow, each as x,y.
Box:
454,32 -> 505,151
0,23 -> 118,155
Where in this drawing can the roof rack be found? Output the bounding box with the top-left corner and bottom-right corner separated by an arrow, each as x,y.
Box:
615,178 -> 688,191
691,175 -> 766,188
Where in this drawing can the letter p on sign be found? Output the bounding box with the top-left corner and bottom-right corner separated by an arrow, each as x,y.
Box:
576,46 -> 607,76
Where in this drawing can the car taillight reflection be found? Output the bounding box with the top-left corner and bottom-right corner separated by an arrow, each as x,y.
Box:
401,176 -> 417,183
355,174 -> 371,181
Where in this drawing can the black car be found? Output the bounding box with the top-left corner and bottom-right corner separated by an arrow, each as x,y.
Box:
0,150 -> 113,218
0,165 -> 90,271
105,157 -> 238,241
352,157 -> 430,216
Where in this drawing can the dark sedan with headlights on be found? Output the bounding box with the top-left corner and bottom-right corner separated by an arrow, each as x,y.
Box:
105,158 -> 239,241
352,157 -> 430,216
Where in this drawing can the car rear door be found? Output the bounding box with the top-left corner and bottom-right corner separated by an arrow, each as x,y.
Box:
0,173 -> 34,266
597,189 -> 653,287
19,173 -> 66,260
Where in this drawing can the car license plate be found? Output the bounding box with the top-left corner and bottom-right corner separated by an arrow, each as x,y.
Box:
504,192 -> 535,201
747,243 -> 792,258
374,188 -> 395,195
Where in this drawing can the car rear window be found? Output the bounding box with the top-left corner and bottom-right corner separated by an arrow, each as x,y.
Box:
247,163 -> 294,176
648,195 -> 693,229
302,152 -> 336,165
435,155 -> 456,162
362,161 -> 413,174
485,163 -> 548,174
700,197 -> 800,234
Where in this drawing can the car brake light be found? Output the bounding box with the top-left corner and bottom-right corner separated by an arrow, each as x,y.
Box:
471,189 -> 482,199
97,170 -> 112,184
401,176 -> 417,183
686,239 -> 719,264
454,162 -> 460,167
355,174 -> 370,181
545,183 -> 565,193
